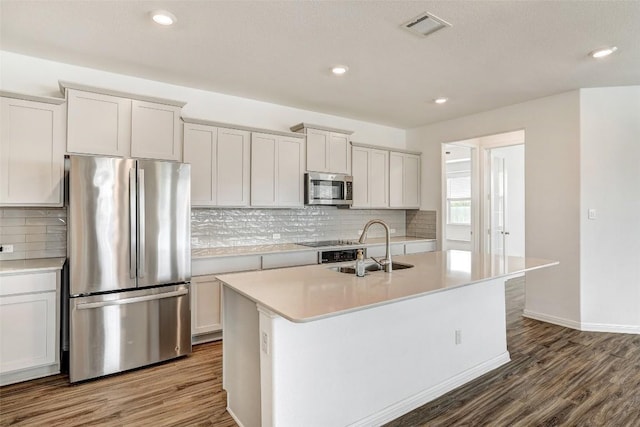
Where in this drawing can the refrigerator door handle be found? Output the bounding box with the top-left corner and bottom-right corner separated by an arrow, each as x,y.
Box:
138,168 -> 146,278
75,288 -> 189,310
129,168 -> 137,279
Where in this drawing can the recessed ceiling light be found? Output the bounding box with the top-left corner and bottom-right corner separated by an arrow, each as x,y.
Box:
331,66 -> 349,75
590,46 -> 617,58
151,10 -> 177,26
434,97 -> 448,104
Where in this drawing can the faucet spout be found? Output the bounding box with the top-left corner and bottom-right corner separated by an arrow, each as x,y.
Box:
358,219 -> 392,273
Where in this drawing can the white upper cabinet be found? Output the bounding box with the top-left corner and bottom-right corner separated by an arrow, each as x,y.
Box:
290,123 -> 352,174
62,82 -> 185,161
389,152 -> 421,209
66,89 -> 131,157
251,132 -> 304,207
130,100 -> 182,161
351,146 -> 389,208
0,93 -> 65,206
183,121 -> 250,207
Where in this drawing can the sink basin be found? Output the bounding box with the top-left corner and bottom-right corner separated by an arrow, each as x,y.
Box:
330,261 -> 414,275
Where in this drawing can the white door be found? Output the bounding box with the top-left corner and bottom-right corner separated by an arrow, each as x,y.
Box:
487,144 -> 525,257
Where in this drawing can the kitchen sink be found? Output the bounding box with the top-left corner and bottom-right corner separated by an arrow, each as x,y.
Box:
329,261 -> 414,275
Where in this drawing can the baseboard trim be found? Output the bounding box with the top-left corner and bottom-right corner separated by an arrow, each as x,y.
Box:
226,406 -> 247,427
522,310 -> 581,330
349,352 -> 511,427
580,322 -> 640,334
523,310 -> 640,334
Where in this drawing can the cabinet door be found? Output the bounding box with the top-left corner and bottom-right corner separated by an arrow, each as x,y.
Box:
351,147 -> 370,207
131,100 -> 182,161
403,154 -> 421,208
0,291 -> 57,374
306,128 -> 329,172
184,123 -> 217,206
369,149 -> 389,208
66,89 -> 131,156
217,128 -> 250,206
329,132 -> 351,174
0,98 -> 64,206
191,276 -> 222,336
389,152 -> 404,208
251,132 -> 277,206
277,136 -> 304,207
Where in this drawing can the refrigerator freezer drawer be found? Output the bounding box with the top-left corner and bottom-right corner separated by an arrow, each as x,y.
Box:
69,284 -> 191,383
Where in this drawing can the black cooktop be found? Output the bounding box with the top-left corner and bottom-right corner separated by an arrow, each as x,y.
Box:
298,239 -> 358,248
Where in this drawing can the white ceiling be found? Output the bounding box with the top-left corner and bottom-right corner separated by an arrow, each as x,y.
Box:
1,1 -> 639,129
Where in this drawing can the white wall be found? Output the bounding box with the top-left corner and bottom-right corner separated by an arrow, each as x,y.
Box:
407,91 -> 582,326
579,87 -> 640,331
0,51 -> 405,148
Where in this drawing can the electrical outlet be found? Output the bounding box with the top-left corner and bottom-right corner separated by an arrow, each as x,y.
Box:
272,233 -> 281,239
261,331 -> 270,355
455,329 -> 462,345
390,228 -> 396,234
0,244 -> 14,253
357,230 -> 363,235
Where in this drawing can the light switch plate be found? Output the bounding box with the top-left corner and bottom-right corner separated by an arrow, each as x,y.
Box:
588,209 -> 597,220
0,244 -> 14,253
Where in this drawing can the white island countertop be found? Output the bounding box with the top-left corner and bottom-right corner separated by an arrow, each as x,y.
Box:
217,250 -> 558,323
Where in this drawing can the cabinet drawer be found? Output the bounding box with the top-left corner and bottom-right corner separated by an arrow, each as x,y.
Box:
0,271 -> 57,296
192,255 -> 262,276
366,244 -> 404,258
405,241 -> 436,254
262,251 -> 318,269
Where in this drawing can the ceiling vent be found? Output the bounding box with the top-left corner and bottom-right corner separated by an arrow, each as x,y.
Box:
402,12 -> 451,37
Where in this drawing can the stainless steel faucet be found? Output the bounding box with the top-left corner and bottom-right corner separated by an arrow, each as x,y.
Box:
358,219 -> 392,272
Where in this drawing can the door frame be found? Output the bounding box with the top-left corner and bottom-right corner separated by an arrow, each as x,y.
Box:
441,129 -> 525,254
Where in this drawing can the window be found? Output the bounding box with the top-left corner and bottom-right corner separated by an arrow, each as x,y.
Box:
446,173 -> 471,225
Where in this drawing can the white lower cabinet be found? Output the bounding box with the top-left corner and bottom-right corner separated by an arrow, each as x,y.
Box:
191,275 -> 222,339
0,270 -> 60,386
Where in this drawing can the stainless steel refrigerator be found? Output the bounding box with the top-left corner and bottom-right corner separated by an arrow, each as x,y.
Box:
66,155 -> 191,383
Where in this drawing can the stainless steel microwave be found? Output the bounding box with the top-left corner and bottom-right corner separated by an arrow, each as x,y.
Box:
305,172 -> 353,206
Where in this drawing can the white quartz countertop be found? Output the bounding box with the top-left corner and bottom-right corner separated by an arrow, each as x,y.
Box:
217,250 -> 558,323
192,236 -> 435,259
0,257 -> 66,275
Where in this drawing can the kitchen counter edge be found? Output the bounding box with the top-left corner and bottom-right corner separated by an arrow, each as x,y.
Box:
192,236 -> 436,259
0,257 -> 66,275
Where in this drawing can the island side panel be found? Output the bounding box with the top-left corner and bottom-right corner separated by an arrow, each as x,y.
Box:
222,286 -> 262,427
259,277 -> 509,427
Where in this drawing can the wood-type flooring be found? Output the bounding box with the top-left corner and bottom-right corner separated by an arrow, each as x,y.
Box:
1,278 -> 639,426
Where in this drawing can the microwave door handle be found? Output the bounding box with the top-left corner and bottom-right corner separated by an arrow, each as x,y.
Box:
137,168 -> 146,278
129,168 -> 137,279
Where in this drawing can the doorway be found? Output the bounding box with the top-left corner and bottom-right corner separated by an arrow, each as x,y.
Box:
441,130 -> 525,255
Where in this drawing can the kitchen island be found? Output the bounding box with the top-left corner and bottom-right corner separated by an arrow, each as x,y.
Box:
217,250 -> 557,427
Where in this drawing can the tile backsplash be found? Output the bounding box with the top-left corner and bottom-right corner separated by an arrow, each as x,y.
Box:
191,207 -> 407,248
0,206 -> 437,259
0,208 -> 67,261
406,210 -> 437,239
